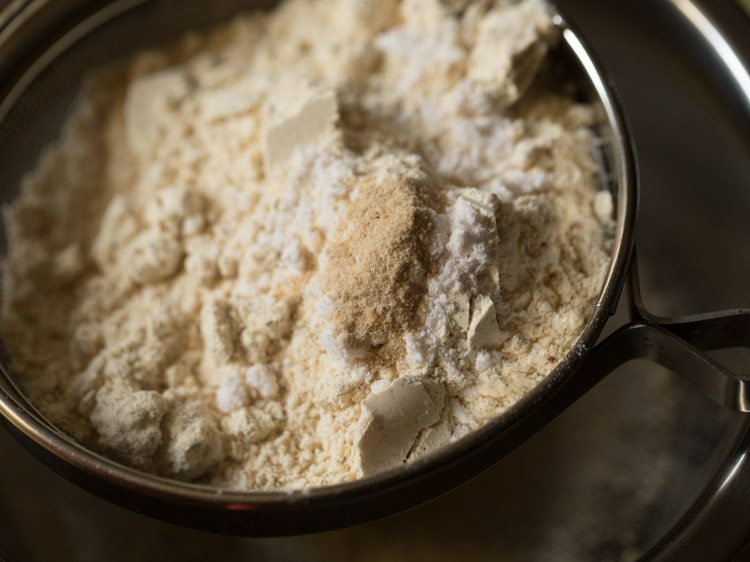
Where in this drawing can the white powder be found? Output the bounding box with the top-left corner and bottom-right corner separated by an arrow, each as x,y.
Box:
1,0 -> 613,490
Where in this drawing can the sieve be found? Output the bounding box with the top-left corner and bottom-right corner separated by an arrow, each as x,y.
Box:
0,0 -> 748,538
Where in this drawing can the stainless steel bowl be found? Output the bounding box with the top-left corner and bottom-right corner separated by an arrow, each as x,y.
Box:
0,0 -> 746,544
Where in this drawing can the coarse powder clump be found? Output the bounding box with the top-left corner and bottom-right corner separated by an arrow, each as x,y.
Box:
1,0 -> 614,490
319,175 -> 433,352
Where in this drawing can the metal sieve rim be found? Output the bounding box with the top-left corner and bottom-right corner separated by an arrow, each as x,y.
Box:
0,0 -> 638,535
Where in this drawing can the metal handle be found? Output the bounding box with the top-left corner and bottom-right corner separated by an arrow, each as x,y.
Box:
587,254 -> 750,412
595,2 -> 750,558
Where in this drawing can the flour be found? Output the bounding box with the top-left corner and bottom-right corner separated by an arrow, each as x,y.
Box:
1,0 -> 614,490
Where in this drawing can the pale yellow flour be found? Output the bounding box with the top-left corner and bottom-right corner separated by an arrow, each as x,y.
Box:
2,0 -> 614,490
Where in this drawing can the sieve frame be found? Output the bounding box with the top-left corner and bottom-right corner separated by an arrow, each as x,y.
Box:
0,0 -> 746,540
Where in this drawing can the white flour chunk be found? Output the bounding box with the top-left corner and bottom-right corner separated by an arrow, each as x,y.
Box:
245,364 -> 280,399
200,299 -> 235,365
263,85 -> 339,173
126,231 -> 184,285
161,400 -> 224,480
467,294 -> 504,350
594,190 -> 614,222
469,0 -> 557,105
124,67 -> 190,159
216,371 -> 250,413
89,382 -> 167,468
359,376 -> 445,474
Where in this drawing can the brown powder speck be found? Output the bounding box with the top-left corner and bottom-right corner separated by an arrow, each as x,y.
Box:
319,177 -> 432,351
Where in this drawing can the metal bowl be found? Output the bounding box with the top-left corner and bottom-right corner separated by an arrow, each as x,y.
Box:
0,0 -> 745,542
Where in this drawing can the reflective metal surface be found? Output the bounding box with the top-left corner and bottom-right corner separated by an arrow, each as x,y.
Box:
669,0 -> 750,118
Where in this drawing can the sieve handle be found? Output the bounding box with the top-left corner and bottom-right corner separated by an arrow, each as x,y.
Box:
581,254 -> 750,412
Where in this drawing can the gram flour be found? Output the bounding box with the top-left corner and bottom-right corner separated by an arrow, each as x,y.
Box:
2,0 -> 614,490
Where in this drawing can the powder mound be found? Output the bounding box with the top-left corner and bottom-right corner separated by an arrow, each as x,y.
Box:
319,175 -> 433,351
1,0 -> 614,490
